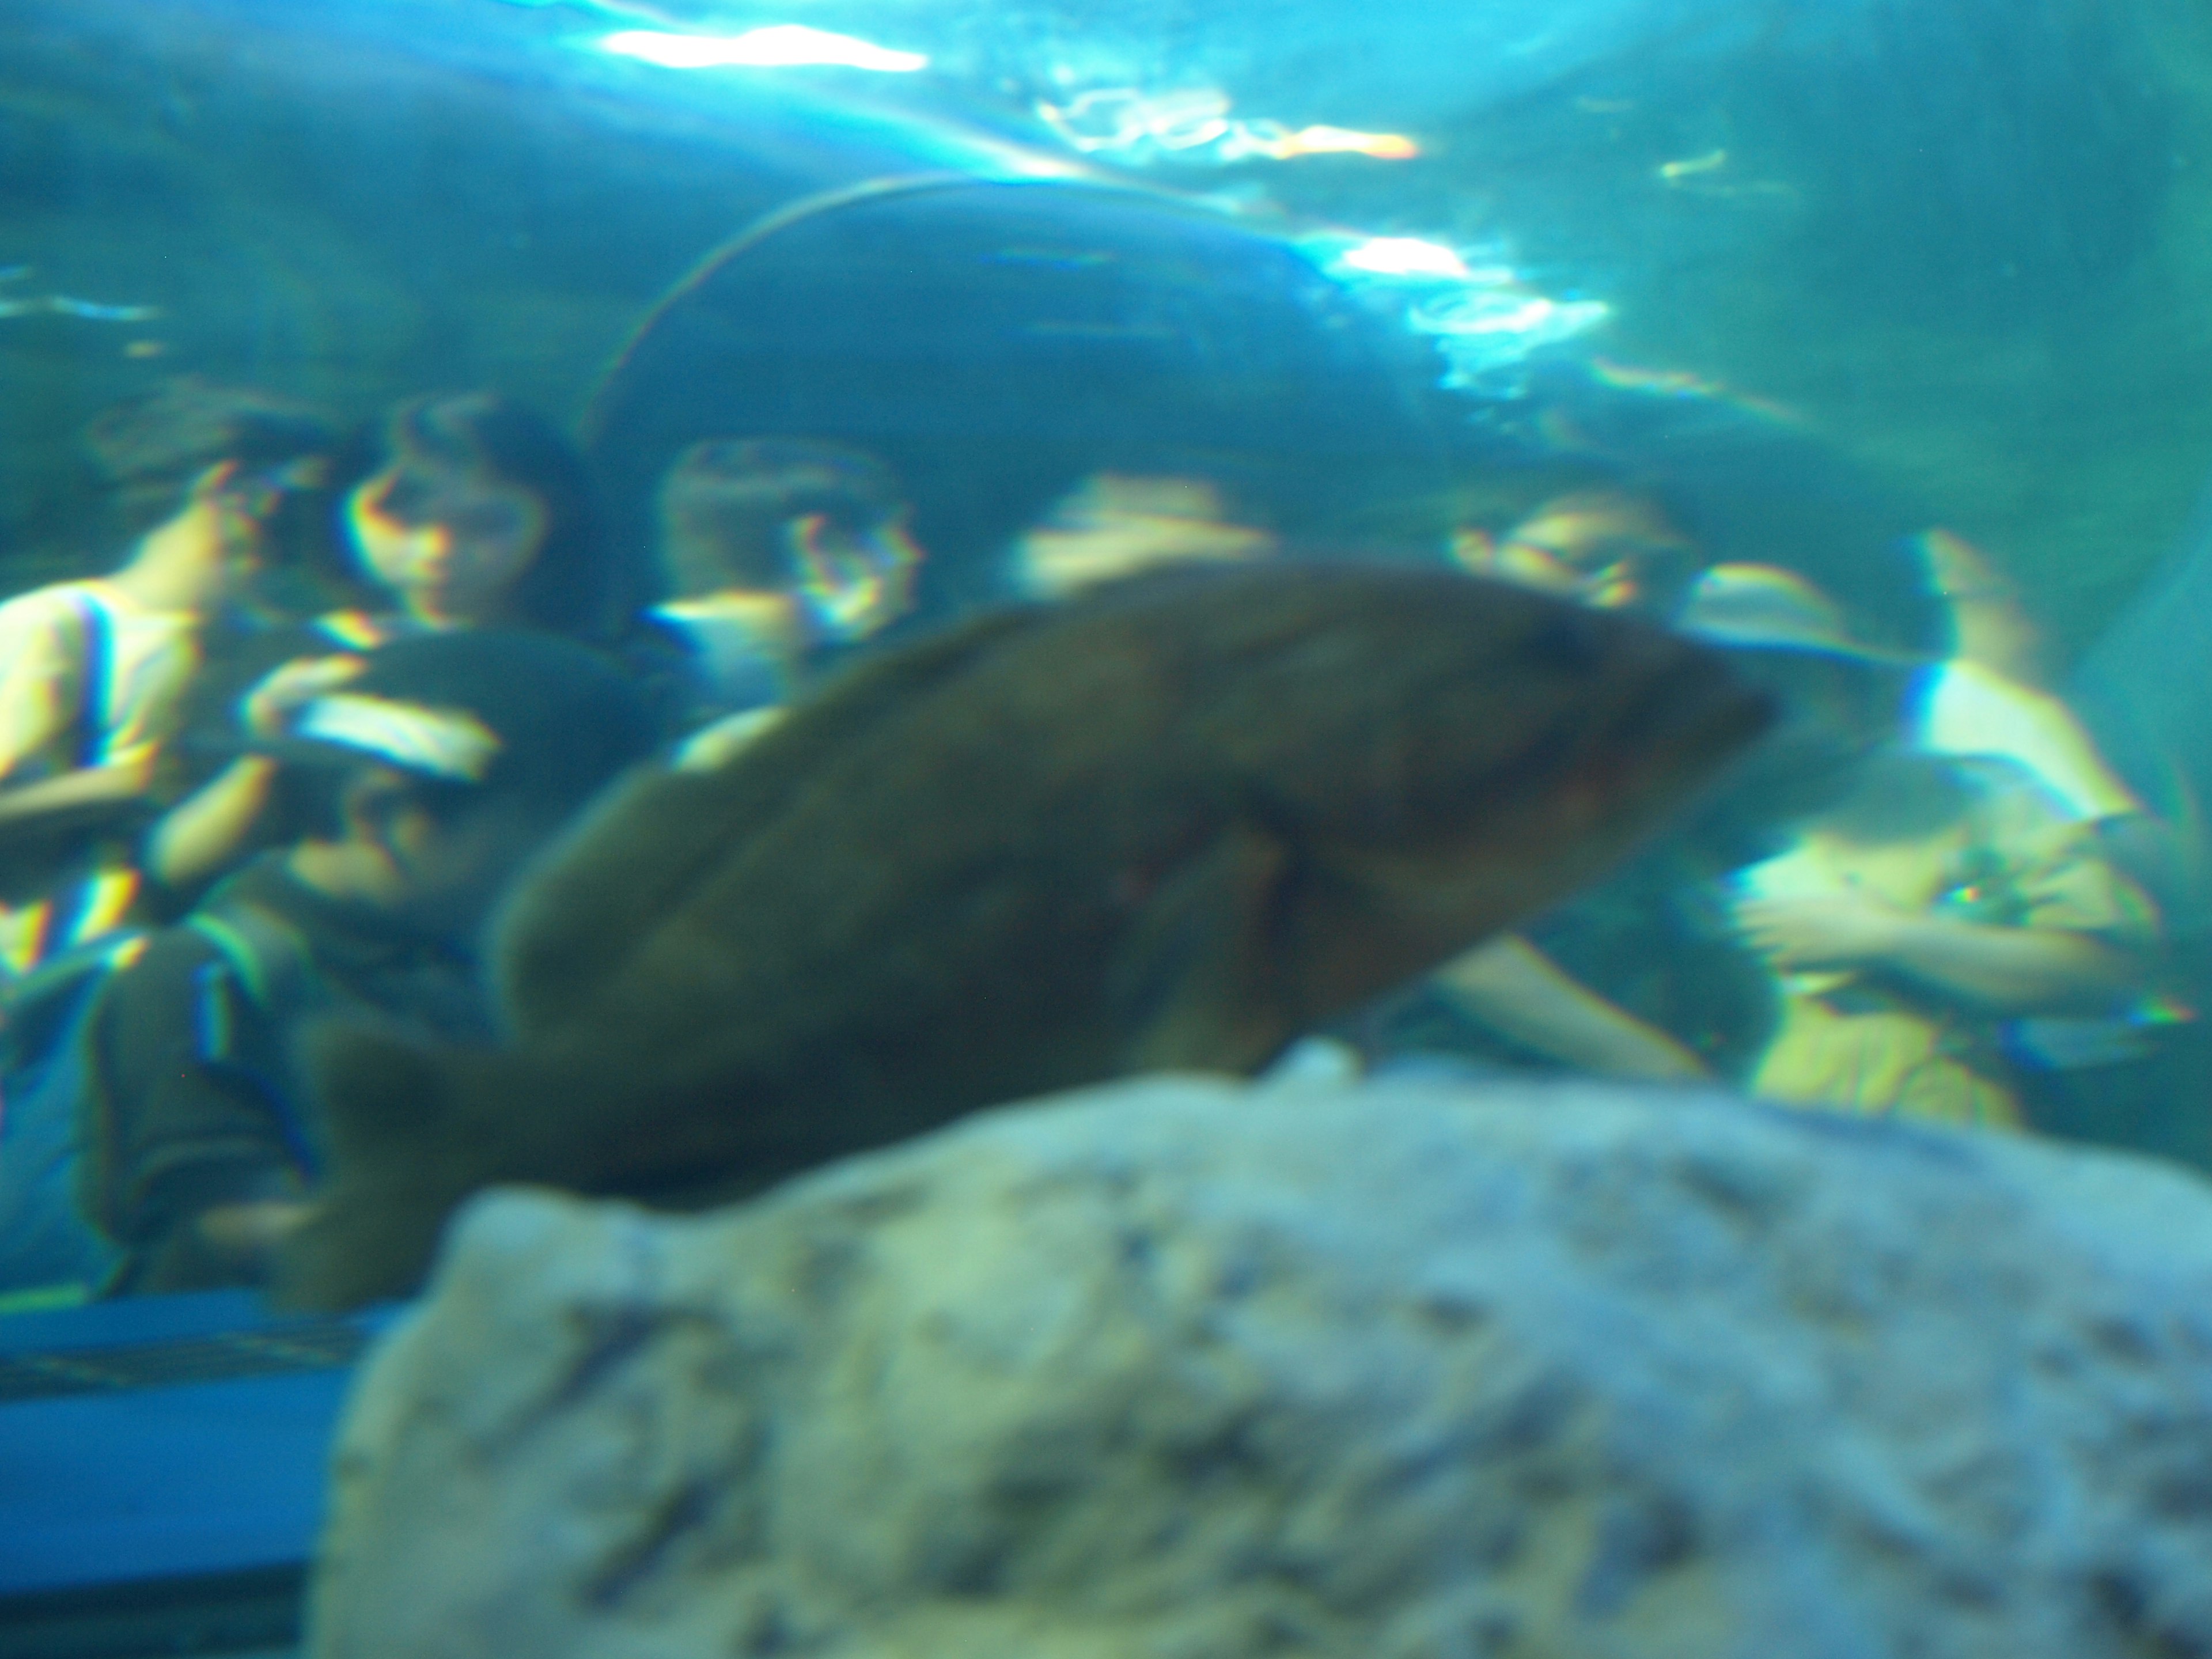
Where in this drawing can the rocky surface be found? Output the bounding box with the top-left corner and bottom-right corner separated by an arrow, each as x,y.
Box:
306,1072 -> 2212,1658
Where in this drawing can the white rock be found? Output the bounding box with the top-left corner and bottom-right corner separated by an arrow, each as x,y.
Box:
306,1073 -> 2212,1658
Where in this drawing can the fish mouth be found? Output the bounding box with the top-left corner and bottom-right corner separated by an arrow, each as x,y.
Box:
1592,646 -> 1777,815
1297,637 -> 1772,964
1462,638 -> 1777,859
1319,624 -> 1774,887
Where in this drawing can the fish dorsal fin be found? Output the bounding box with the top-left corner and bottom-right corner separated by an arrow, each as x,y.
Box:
493,764 -> 729,1035
495,605 -> 1043,1035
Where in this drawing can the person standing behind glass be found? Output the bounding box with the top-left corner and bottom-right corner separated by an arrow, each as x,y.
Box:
1680,571 -> 2159,1129
146,392 -> 627,902
82,630 -> 658,1295
647,439 -> 923,768
0,380 -> 334,978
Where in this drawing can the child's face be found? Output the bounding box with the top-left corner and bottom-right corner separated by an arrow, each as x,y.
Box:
380,794 -> 563,944
188,459 -> 309,612
347,463 -> 547,626
790,512 -> 922,642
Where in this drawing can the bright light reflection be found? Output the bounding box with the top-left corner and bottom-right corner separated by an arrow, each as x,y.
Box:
599,26 -> 929,72
1335,238 -> 1469,279
1418,293 -> 1611,340
1035,86 -> 1415,165
1279,126 -> 1419,161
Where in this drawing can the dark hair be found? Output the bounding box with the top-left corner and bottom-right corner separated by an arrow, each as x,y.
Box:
656,438 -> 906,595
372,393 -> 615,637
283,629 -> 658,826
1816,749 -> 1987,846
83,378 -> 335,539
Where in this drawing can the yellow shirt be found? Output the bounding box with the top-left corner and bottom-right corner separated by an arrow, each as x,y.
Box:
1737,757 -> 2157,1128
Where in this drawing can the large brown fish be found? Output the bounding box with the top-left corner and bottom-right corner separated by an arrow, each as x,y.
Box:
283,563 -> 1770,1307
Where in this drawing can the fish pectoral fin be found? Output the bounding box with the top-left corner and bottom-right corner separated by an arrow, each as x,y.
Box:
275,1024 -> 486,1310
1109,821 -> 1300,1074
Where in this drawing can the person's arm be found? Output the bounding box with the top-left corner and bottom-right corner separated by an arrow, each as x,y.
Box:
1880,913 -> 2139,1010
1740,769 -> 2160,1017
1435,934 -> 1713,1081
144,654 -> 362,891
144,754 -> 281,889
0,751 -> 157,830
1731,891 -> 2141,1014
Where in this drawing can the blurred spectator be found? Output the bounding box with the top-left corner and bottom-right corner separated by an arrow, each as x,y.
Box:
146,392 -> 626,904
649,438 -> 922,724
1011,472 -> 1275,600
1450,486 -> 1703,617
79,630 -> 657,1295
0,380 -> 334,979
1728,748 -> 2156,1128
1677,570 -> 2158,1127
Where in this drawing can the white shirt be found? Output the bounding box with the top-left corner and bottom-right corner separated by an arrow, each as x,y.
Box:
0,578 -> 201,785
1912,660 -> 2141,823
0,579 -> 203,976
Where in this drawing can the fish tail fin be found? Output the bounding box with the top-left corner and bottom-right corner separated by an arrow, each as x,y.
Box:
275,1025 -> 493,1311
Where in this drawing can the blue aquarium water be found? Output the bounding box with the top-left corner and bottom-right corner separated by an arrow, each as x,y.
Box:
1,0 -> 2210,1641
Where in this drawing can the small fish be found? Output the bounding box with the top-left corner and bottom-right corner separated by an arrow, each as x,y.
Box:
281,563 -> 1770,1307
